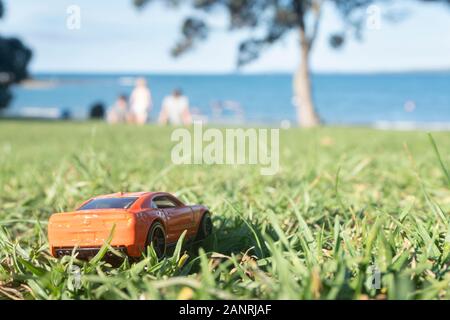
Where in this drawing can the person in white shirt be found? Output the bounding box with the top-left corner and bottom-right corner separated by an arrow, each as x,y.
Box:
158,89 -> 192,126
130,77 -> 152,125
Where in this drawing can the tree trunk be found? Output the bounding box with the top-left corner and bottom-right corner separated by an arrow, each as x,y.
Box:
293,29 -> 320,128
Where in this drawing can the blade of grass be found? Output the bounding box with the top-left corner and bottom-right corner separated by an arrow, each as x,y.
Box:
428,133 -> 450,188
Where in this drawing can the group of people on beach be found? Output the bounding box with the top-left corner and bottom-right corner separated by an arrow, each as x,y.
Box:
107,77 -> 192,126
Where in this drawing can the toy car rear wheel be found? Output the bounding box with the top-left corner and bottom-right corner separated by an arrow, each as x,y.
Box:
196,212 -> 213,240
146,222 -> 166,259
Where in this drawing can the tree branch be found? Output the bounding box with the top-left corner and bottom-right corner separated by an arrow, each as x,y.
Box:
308,0 -> 323,50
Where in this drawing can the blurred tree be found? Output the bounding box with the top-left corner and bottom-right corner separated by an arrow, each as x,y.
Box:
0,0 -> 32,110
134,0 -> 450,127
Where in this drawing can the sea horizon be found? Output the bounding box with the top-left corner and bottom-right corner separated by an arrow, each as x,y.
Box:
29,68 -> 450,76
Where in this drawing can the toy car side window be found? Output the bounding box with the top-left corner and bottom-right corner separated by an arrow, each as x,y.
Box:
142,197 -> 158,209
153,196 -> 178,209
150,201 -> 158,209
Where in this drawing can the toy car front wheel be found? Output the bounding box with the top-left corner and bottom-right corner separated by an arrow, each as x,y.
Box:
146,222 -> 166,259
196,212 -> 213,240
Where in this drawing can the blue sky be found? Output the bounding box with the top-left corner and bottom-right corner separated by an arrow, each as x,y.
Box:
1,0 -> 450,73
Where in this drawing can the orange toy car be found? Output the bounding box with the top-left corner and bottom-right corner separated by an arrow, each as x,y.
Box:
48,192 -> 212,259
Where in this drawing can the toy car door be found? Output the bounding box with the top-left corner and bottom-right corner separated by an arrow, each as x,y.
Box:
152,195 -> 194,243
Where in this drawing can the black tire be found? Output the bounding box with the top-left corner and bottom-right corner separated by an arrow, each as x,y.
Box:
196,212 -> 213,241
146,222 -> 166,259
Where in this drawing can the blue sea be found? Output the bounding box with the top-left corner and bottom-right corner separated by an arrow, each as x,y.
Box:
4,72 -> 450,128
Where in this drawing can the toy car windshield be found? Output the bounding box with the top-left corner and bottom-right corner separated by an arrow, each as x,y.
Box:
77,197 -> 138,210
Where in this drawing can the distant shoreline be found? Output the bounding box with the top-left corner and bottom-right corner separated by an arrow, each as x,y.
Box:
18,76 -> 107,88
19,78 -> 59,89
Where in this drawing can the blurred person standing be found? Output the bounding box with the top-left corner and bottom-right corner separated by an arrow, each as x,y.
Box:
158,88 -> 192,126
107,94 -> 129,124
130,77 -> 152,125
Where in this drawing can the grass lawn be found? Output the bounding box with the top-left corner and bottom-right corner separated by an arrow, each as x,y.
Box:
0,120 -> 449,300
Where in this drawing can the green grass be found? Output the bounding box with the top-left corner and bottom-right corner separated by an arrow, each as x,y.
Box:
0,120 -> 449,300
